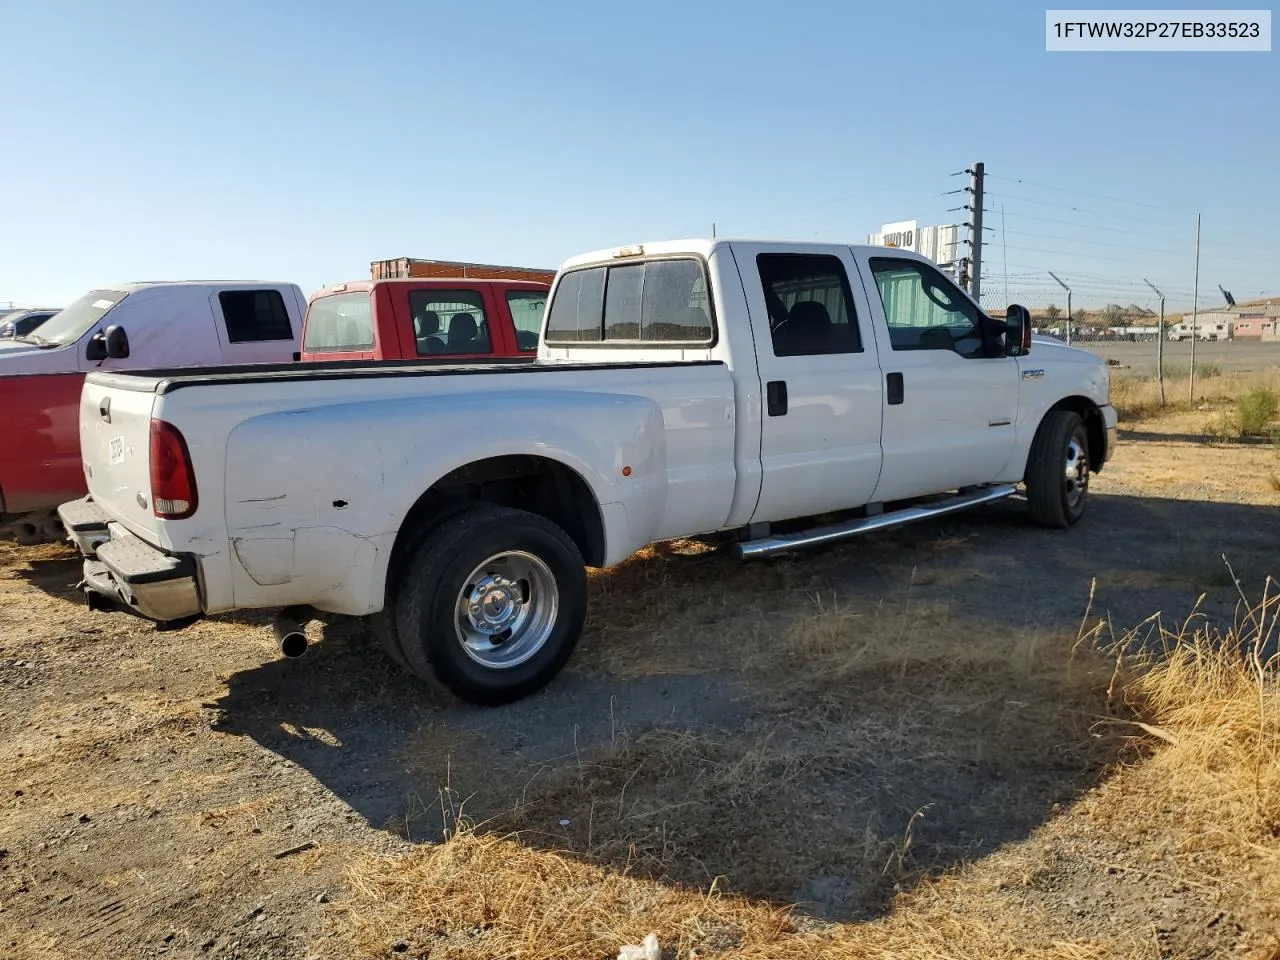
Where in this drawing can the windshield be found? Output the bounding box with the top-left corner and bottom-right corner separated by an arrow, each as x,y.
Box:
31,289 -> 129,345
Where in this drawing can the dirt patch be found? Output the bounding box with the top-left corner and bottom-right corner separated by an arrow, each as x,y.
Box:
1,409 -> 1278,958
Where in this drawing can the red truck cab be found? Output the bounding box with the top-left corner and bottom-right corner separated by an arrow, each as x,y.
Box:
299,278 -> 549,362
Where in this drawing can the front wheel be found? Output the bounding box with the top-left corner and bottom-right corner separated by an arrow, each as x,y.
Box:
1024,410 -> 1090,529
392,504 -> 587,705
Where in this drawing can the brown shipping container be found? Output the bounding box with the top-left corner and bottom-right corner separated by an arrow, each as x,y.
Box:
370,257 -> 557,285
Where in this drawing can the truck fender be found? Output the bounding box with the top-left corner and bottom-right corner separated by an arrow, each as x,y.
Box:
222,389 -> 668,616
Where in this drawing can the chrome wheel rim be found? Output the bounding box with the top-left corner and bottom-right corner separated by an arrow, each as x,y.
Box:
454,551 -> 558,670
1064,435 -> 1089,509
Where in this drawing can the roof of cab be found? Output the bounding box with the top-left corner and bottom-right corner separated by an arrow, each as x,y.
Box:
310,277 -> 551,298
106,280 -> 302,294
558,238 -> 933,271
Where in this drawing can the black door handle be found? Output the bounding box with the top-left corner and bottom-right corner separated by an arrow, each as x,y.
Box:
886,372 -> 904,405
99,396 -> 112,422
766,380 -> 788,416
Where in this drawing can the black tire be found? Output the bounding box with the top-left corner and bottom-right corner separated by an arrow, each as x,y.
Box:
392,503 -> 587,705
1025,410 -> 1090,529
371,501 -> 478,671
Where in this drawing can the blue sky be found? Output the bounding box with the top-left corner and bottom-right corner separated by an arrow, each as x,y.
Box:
1,0 -> 1276,310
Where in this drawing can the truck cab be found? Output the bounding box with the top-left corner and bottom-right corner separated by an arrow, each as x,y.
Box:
299,278 -> 549,362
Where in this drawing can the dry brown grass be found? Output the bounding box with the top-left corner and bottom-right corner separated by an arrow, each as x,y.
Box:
335,578 -> 1280,960
1111,367 -> 1280,428
1086,579 -> 1280,885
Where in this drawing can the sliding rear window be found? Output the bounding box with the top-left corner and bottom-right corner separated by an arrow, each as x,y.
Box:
545,258 -> 714,346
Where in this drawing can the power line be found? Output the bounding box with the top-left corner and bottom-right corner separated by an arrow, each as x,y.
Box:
995,208 -> 1279,260
992,264 -> 1199,293
986,173 -> 1183,213
984,192 -> 1184,228
1001,243 -> 1193,266
997,210 -> 1151,236
995,228 -> 1183,254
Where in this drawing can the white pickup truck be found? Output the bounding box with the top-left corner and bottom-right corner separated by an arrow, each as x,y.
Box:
59,240 -> 1116,704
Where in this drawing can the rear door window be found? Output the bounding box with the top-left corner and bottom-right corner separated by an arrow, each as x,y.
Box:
219,289 -> 294,343
756,253 -> 861,357
408,289 -> 492,355
505,290 -> 547,351
303,292 -> 374,352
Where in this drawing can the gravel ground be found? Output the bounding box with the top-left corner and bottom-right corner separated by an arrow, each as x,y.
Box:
1,412 -> 1277,959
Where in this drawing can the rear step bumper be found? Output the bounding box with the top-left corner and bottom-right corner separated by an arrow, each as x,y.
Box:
57,497 -> 204,625
57,496 -> 114,556
734,484 -> 1018,559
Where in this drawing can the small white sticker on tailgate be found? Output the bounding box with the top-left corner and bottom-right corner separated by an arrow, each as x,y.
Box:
109,436 -> 125,464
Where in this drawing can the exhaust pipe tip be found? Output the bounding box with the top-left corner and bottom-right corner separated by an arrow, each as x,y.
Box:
279,630 -> 309,659
273,605 -> 315,659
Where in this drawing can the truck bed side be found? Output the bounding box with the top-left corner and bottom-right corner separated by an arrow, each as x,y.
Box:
81,359 -> 739,616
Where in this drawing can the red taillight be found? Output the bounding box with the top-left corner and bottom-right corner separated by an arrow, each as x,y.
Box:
1022,319 -> 1033,353
149,419 -> 198,519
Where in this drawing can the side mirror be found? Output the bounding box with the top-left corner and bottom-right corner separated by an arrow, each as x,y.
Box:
1004,304 -> 1032,357
85,332 -> 108,362
104,325 -> 130,359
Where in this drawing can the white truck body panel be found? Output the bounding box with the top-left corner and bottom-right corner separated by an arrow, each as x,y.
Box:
69,239 -> 1116,627
81,361 -> 737,615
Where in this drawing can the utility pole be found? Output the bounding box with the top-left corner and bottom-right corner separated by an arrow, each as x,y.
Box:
1048,271 -> 1073,346
1144,279 -> 1167,406
1189,214 -> 1201,403
712,221 -> 717,238
965,161 -> 985,301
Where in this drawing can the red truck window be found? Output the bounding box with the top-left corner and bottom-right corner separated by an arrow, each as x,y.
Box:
408,290 -> 492,356
505,290 -> 546,351
303,292 -> 375,353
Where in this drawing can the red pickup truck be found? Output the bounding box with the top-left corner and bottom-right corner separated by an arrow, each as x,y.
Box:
299,278 -> 549,361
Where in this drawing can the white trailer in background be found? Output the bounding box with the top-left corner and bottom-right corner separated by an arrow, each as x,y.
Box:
1169,319 -> 1232,341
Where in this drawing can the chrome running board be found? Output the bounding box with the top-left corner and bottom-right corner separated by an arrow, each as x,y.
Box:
733,484 -> 1018,559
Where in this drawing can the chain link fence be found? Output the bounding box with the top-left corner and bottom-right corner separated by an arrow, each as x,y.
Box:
977,290 -> 1169,344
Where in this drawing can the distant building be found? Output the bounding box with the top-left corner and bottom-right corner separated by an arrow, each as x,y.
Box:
1230,302 -> 1280,340
866,220 -> 962,272
1168,299 -> 1280,341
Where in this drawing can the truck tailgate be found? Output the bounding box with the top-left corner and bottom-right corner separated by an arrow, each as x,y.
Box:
80,378 -> 160,536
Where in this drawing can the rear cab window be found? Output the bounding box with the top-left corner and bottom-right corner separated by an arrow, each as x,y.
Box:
408,290 -> 491,356
545,258 -> 713,345
219,289 -> 294,343
303,292 -> 375,353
